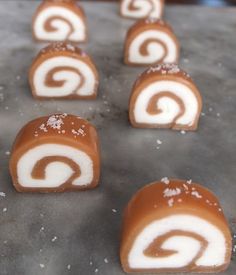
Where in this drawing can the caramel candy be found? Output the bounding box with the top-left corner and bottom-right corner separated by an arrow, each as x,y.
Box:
32,0 -> 87,43
129,64 -> 202,130
120,0 -> 164,19
9,114 -> 100,192
29,43 -> 99,99
120,179 -> 232,273
124,19 -> 179,66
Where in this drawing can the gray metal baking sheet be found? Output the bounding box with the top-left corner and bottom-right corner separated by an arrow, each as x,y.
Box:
0,2 -> 235,275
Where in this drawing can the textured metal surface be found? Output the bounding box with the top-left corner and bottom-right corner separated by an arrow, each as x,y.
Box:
0,2 -> 235,275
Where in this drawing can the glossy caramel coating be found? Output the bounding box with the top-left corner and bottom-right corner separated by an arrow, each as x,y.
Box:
9,114 -> 100,192
129,64 -> 202,130
124,18 -> 179,66
29,42 -> 99,99
120,179 -> 232,273
32,0 -> 87,43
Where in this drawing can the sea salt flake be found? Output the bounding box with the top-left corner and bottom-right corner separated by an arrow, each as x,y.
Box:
0,192 -> 6,197
51,236 -> 58,242
47,115 -> 64,130
104,258 -> 109,264
191,191 -> 202,199
161,177 -> 170,185
156,139 -> 162,145
163,188 -> 181,197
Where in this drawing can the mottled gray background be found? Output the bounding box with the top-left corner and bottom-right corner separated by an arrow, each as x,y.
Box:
0,2 -> 235,275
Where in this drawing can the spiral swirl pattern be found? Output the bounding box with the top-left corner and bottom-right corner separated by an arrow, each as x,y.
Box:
132,80 -> 200,129
128,30 -> 178,64
121,0 -> 163,19
32,56 -> 97,98
34,6 -> 86,42
128,214 -> 227,269
17,144 -> 93,188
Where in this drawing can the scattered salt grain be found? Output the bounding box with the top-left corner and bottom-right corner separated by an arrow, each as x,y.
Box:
201,112 -> 205,116
5,106 -> 9,110
191,191 -> 202,199
0,192 -> 6,197
180,130 -> 186,135
5,151 -> 10,156
187,179 -> 192,184
163,188 -> 181,197
2,208 -> 7,212
51,236 -> 58,242
112,208 -> 117,213
209,107 -> 213,112
47,115 -> 65,130
67,264 -> 71,270
216,113 -> 221,117
95,268 -> 99,273
16,75 -> 21,80
161,177 -> 170,185
39,264 -> 45,269
90,261 -> 93,266
156,139 -> 162,145
104,258 -> 109,264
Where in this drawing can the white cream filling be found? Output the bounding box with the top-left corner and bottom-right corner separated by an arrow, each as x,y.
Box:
129,30 -> 178,64
134,80 -> 198,126
33,56 -> 96,97
121,0 -> 162,18
34,6 -> 86,41
128,214 -> 226,269
17,144 -> 93,188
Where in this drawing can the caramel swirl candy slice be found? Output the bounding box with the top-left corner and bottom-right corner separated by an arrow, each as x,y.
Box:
29,43 -> 99,99
120,179 -> 232,273
124,19 -> 179,66
9,114 -> 100,192
129,64 -> 202,130
32,0 -> 87,43
120,0 -> 164,19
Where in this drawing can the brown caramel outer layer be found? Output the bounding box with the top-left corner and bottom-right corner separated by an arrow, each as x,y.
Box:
29,42 -> 99,99
129,64 -> 202,130
120,179 -> 232,273
32,0 -> 87,43
120,0 -> 165,20
124,19 -> 179,66
9,114 -> 100,193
